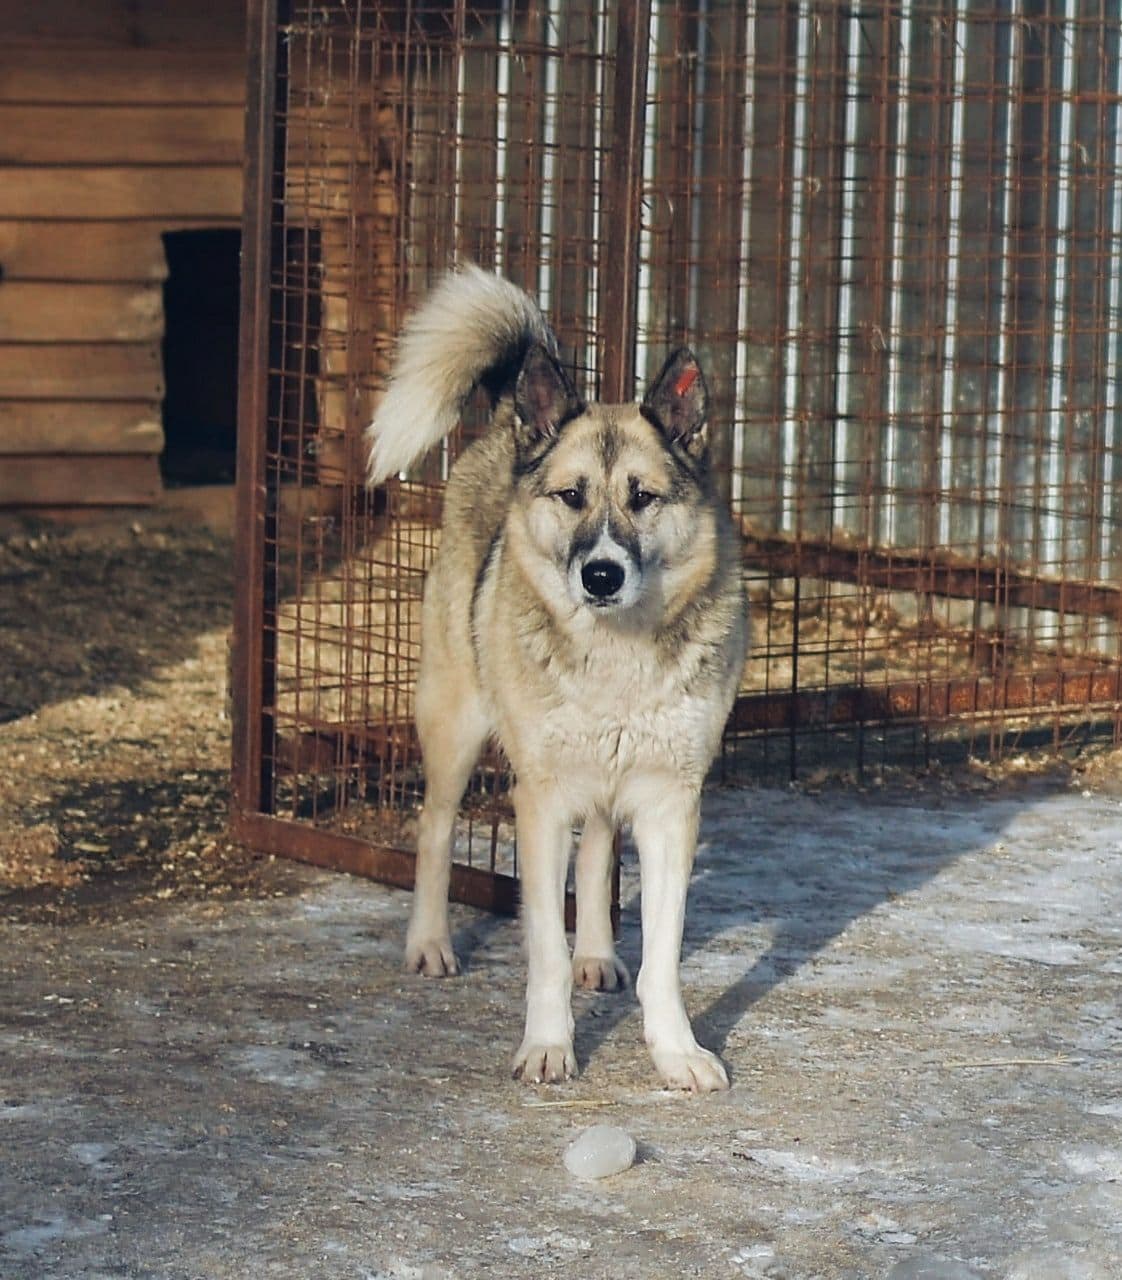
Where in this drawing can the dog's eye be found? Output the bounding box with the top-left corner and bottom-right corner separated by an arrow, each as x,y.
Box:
555,487 -> 585,510
630,488 -> 659,512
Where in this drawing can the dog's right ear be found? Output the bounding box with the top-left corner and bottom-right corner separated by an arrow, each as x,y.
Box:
513,343 -> 583,449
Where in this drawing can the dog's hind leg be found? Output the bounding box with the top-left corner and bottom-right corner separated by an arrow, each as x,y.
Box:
511,782 -> 578,1083
631,783 -> 729,1093
572,812 -> 630,992
405,675 -> 488,978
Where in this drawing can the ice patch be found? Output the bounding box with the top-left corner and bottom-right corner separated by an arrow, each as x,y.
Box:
1005,1243 -> 1119,1279
507,1230 -> 591,1258
731,1241 -> 784,1276
1085,1101 -> 1122,1118
69,1141 -> 114,1167
740,1148 -> 864,1183
563,1125 -> 636,1180
1061,1146 -> 1122,1181
922,922 -> 1087,967
886,1257 -> 983,1279
852,1211 -> 916,1244
360,1263 -> 455,1280
2,1213 -> 109,1255
226,1045 -> 325,1089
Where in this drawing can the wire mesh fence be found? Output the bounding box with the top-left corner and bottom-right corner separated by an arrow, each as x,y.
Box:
232,0 -> 1122,902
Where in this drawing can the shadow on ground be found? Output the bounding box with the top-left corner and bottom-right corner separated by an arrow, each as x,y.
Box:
543,777 -> 1077,1078
0,520 -> 232,723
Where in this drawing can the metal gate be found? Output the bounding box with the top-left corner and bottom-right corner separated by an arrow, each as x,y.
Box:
232,0 -> 1122,907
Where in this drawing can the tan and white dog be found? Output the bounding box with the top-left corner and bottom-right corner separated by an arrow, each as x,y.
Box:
368,265 -> 748,1091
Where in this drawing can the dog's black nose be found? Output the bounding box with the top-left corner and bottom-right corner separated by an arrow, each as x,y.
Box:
581,559 -> 625,599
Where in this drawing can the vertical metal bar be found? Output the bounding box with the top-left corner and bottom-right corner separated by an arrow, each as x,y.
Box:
537,0 -> 563,310
780,0 -> 813,532
587,0 -> 613,383
232,0 -> 283,825
452,0 -> 468,260
990,0 -> 1022,552
1044,0 -> 1077,572
494,0 -> 515,269
635,0 -> 662,389
687,0 -> 711,335
599,0 -> 653,403
938,0 -> 968,549
883,0 -> 913,548
1102,18 -> 1122,578
731,0 -> 758,513
833,0 -> 864,534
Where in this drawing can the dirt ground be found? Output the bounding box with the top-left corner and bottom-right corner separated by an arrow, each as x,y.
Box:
2,497 -> 1121,1279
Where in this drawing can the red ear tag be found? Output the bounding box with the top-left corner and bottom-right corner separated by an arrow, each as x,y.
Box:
673,365 -> 700,398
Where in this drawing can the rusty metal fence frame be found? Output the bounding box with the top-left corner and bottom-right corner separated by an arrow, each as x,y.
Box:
232,0 -> 1122,908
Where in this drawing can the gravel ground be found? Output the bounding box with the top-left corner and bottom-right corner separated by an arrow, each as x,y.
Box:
0,506 -> 295,916
2,503 -> 1121,1279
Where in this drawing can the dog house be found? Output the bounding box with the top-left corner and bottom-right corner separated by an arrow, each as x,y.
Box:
231,0 -> 1122,909
0,2 -> 247,508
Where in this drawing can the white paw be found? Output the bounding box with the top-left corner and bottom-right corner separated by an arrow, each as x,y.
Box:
651,1043 -> 729,1093
572,954 -> 631,992
512,1041 -> 578,1084
403,937 -> 459,977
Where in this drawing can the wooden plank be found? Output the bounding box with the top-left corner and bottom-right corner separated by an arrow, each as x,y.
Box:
0,400 -> 163,453
3,1 -> 245,52
0,106 -> 244,165
0,282 -> 164,341
0,454 -> 161,506
0,221 -> 168,282
0,167 -> 242,220
0,343 -> 162,399
0,49 -> 245,105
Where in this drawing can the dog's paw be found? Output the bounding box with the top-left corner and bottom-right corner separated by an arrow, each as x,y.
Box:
651,1044 -> 729,1093
572,953 -> 631,993
403,937 -> 459,977
512,1041 -> 578,1085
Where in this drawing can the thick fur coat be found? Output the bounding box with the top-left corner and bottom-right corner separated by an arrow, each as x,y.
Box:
368,265 -> 748,1090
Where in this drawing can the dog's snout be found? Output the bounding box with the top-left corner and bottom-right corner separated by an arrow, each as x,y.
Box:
581,559 -> 626,600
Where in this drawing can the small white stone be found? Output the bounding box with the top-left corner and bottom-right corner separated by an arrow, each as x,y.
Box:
563,1124 -> 637,1179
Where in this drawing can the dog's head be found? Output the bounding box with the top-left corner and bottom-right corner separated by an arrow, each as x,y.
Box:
506,345 -> 720,622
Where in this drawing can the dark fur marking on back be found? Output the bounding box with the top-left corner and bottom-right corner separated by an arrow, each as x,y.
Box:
470,527 -> 503,669
479,349 -> 529,404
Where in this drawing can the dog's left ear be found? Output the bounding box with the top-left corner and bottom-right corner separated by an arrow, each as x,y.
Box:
513,343 -> 584,448
642,348 -> 708,456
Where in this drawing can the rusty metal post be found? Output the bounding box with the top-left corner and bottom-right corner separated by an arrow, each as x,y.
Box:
231,0 -> 286,826
597,0 -> 652,403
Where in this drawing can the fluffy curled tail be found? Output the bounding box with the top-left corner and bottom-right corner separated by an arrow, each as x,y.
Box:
366,263 -> 554,485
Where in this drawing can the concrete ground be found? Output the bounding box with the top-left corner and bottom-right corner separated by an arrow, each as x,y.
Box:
3,780 -> 1121,1279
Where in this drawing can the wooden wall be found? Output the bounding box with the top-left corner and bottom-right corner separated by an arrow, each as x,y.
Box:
0,0 -> 245,508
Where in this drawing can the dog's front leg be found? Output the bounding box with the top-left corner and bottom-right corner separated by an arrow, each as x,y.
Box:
632,785 -> 729,1093
572,811 -> 630,992
511,782 -> 577,1084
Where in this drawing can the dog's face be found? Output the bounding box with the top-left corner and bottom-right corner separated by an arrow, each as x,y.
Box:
508,347 -> 719,621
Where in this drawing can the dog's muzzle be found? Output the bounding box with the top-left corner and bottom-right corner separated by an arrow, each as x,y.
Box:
581,558 -> 626,601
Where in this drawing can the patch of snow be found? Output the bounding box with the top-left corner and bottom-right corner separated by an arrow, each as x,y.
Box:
226,1044 -> 325,1089
741,1147 -> 864,1184
886,1257 -> 984,1279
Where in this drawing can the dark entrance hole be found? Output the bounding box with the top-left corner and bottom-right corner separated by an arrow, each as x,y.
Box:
161,228 -> 241,485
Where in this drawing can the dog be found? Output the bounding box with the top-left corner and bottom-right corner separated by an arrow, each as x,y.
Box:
367,264 -> 748,1091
